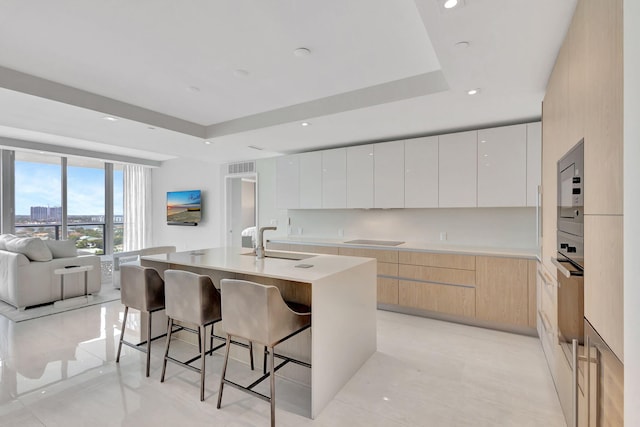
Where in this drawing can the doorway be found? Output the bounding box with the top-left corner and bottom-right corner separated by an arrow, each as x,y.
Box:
225,174 -> 257,248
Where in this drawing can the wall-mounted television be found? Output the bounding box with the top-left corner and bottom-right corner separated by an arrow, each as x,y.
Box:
167,190 -> 201,226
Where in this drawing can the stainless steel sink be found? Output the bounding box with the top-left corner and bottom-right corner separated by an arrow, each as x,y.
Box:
343,239 -> 405,246
242,250 -> 316,261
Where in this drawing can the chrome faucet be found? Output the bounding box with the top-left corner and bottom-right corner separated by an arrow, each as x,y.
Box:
255,226 -> 277,259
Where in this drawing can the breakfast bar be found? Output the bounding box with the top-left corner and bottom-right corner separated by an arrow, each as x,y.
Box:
141,247 -> 377,418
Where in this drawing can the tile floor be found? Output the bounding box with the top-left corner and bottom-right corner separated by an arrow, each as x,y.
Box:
0,301 -> 566,426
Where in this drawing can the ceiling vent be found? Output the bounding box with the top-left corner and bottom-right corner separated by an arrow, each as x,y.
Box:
227,161 -> 255,175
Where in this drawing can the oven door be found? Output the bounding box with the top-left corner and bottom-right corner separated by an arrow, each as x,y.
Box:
552,254 -> 584,364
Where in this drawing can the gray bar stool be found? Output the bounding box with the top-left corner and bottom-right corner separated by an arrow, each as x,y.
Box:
115,264 -> 166,377
217,279 -> 311,427
160,270 -> 254,401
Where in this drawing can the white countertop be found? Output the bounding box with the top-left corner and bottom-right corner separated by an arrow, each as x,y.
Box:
141,246 -> 376,283
268,237 -> 540,259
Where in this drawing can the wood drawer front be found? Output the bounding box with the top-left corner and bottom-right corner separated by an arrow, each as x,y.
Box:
399,251 -> 475,270
338,247 -> 398,263
476,256 -> 529,326
398,280 -> 475,318
398,264 -> 476,287
267,242 -> 290,251
378,262 -> 398,277
377,277 -> 399,305
293,244 -> 339,255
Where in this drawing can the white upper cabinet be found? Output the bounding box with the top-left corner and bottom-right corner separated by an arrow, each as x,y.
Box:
322,148 -> 347,209
404,136 -> 438,208
374,141 -> 405,208
347,145 -> 374,208
299,151 -> 322,209
439,130 -> 477,208
477,124 -> 527,207
526,122 -> 542,207
276,155 -> 299,209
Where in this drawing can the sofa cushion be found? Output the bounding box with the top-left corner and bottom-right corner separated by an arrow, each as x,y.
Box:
0,234 -> 16,251
45,239 -> 78,258
5,237 -> 53,262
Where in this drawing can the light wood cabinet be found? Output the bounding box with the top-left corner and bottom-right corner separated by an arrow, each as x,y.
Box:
299,151 -> 322,209
398,264 -> 475,287
337,247 -> 398,263
404,136 -> 438,208
374,140 -> 404,208
321,148 -> 347,209
526,122 -> 542,208
346,145 -> 374,209
527,260 -> 537,328
399,250 -> 475,270
584,215 -> 623,361
276,155 -> 299,209
475,256 -> 529,327
477,124 -> 527,207
584,0 -> 623,216
438,130 -> 477,207
399,280 -> 475,318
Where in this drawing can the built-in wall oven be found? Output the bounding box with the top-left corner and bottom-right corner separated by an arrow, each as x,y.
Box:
552,140 -> 585,427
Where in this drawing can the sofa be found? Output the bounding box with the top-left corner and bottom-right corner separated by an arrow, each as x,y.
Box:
0,234 -> 101,310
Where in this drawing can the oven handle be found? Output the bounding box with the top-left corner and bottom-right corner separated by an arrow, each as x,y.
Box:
550,257 -> 583,278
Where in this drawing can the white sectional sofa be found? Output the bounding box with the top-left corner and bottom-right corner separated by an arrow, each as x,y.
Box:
0,235 -> 101,310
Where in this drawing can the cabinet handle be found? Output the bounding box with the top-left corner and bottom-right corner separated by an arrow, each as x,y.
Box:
572,338 -> 579,427
551,257 -> 571,278
586,335 -> 591,427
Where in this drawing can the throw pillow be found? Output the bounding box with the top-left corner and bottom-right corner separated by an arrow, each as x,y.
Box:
0,234 -> 16,251
6,237 -> 54,262
45,239 -> 78,258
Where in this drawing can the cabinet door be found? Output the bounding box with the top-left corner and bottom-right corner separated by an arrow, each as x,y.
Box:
404,136 -> 438,208
321,148 -> 347,209
526,122 -> 542,207
475,256 -> 529,326
346,145 -> 374,208
438,130 -> 477,207
374,140 -> 404,208
299,151 -> 322,209
276,155 -> 299,209
477,124 -> 527,207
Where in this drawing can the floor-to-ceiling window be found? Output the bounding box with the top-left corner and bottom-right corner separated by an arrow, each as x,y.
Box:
14,152 -> 62,239
67,157 -> 106,254
10,150 -> 124,254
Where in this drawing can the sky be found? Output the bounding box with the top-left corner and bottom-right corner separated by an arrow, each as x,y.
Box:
14,161 -> 123,216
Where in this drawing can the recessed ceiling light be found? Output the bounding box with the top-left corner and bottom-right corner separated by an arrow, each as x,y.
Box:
147,126 -> 156,130
187,86 -> 201,93
301,122 -> 310,127
455,41 -> 470,49
204,141 -> 212,145
234,69 -> 249,77
248,145 -> 264,151
444,0 -> 459,8
103,116 -> 118,122
294,47 -> 311,57
467,88 -> 480,95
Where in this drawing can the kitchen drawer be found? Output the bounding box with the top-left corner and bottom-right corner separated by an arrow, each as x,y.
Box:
291,244 -> 339,255
398,264 -> 476,287
338,247 -> 398,263
398,251 -> 475,270
538,310 -> 557,383
399,280 -> 475,317
267,242 -> 291,251
377,277 -> 399,305
378,262 -> 398,277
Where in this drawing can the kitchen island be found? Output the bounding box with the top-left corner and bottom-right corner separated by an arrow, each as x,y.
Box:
141,247 -> 377,418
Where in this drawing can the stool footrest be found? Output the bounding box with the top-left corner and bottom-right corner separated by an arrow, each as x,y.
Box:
222,379 -> 271,403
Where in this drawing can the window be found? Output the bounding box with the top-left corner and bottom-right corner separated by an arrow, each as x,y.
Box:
14,152 -> 62,239
113,165 -> 124,253
67,158 -> 106,254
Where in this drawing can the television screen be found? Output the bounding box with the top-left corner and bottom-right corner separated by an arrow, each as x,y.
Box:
167,190 -> 201,225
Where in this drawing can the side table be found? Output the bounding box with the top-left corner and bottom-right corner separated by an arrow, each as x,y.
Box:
53,265 -> 94,308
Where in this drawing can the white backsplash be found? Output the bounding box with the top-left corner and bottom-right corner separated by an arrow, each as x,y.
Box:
283,207 -> 537,249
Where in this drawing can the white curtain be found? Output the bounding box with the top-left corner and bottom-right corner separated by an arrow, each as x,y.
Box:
123,165 -> 152,251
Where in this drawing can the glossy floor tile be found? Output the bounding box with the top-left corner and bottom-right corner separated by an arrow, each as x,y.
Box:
0,301 -> 565,426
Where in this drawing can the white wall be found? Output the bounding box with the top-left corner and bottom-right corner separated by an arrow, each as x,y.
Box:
257,157 -> 537,249
151,157 -> 222,251
624,0 -> 640,423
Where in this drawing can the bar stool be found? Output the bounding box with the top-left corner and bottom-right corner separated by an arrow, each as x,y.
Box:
160,270 -> 254,401
115,264 -> 166,377
217,279 -> 311,427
